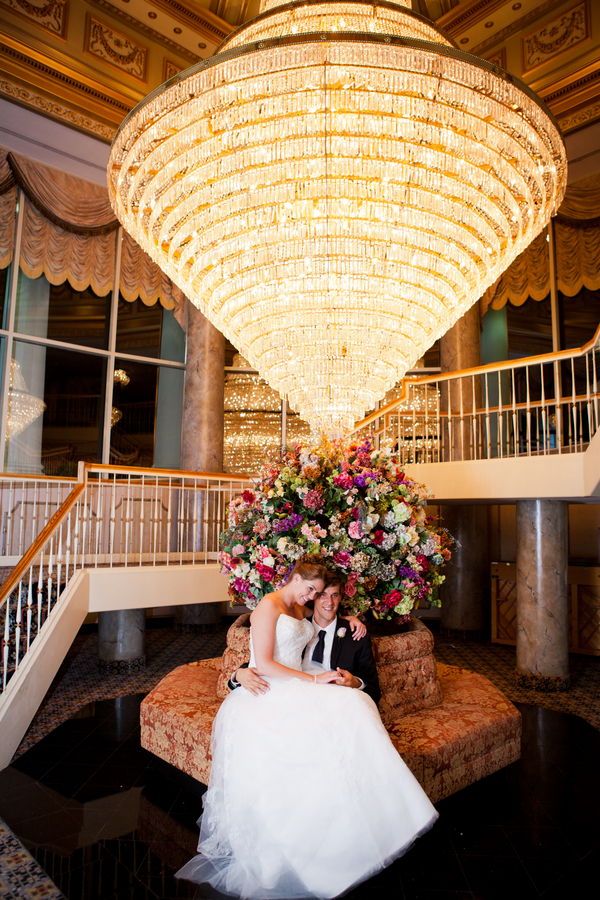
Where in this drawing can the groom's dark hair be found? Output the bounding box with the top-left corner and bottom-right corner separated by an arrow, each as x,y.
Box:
324,570 -> 343,590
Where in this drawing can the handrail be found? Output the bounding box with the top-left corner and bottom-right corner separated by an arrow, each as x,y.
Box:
0,483 -> 85,606
367,393 -> 595,429
352,321 -> 600,435
0,473 -> 77,483
0,465 -> 253,696
80,461 -> 251,481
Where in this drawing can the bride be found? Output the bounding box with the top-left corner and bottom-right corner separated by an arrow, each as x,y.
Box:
176,557 -> 438,899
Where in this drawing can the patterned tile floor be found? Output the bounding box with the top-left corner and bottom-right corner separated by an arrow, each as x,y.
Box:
0,621 -> 599,900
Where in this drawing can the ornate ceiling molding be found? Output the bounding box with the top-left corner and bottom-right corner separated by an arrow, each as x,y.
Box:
521,1 -> 590,75
558,100 -> 600,133
0,77 -> 116,140
88,0 -> 200,62
146,0 -> 232,43
84,13 -> 148,83
538,59 -> 600,117
470,0 -> 578,56
437,0 -> 508,36
0,31 -> 135,127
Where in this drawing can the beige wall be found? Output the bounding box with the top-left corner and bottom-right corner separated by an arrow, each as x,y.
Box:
488,503 -> 600,562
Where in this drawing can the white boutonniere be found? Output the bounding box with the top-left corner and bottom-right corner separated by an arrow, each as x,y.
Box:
336,627 -> 347,639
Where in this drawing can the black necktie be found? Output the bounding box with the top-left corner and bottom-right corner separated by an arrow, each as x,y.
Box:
312,630 -> 327,664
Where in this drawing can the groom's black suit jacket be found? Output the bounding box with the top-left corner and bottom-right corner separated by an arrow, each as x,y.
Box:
327,616 -> 381,705
230,615 -> 381,705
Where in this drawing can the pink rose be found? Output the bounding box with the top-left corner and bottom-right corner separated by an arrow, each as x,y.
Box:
348,521 -> 361,540
333,472 -> 353,490
333,551 -> 352,568
344,572 -> 359,598
256,562 -> 275,581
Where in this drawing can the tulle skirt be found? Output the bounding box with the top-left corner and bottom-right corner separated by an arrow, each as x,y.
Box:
176,678 -> 438,898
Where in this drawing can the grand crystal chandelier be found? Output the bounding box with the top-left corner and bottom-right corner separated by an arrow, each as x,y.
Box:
108,0 -> 567,436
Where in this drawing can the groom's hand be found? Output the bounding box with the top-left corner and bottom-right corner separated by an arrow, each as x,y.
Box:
335,668 -> 361,690
235,667 -> 270,696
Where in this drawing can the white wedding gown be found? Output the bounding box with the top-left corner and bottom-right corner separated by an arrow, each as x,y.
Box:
176,615 -> 438,899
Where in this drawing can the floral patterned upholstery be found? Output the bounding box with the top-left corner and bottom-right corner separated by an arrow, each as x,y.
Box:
140,658 -> 221,786
374,618 -> 443,724
216,613 -> 251,699
140,618 -> 521,803
387,664 -> 521,803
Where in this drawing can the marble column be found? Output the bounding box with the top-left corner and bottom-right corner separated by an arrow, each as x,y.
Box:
438,307 -> 486,638
98,609 -> 145,675
516,499 -> 569,691
181,300 -> 226,473
440,504 -> 489,639
440,304 -> 482,461
177,299 -> 226,631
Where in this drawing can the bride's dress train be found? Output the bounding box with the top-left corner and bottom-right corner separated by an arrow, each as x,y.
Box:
176,615 -> 438,898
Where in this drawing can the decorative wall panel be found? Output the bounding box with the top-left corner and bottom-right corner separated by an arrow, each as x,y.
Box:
522,1 -> 590,74
163,58 -> 182,81
0,0 -> 68,39
85,14 -> 148,82
492,563 -> 600,656
485,47 -> 506,70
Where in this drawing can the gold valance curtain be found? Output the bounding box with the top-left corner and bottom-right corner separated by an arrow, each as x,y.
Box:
481,170 -> 600,315
0,151 -> 16,270
0,147 -> 185,313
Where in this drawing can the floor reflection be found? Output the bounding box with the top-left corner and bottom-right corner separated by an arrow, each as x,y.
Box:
0,694 -> 599,899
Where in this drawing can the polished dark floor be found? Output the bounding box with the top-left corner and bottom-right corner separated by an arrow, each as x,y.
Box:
0,695 -> 599,900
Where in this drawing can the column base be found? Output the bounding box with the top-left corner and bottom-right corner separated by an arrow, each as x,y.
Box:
515,670 -> 570,692
98,656 -> 146,675
440,626 -> 487,642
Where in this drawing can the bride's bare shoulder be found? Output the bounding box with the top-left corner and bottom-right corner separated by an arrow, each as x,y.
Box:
250,593 -> 285,624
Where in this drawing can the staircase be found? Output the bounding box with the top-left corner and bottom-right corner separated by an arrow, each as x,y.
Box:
0,464 -> 249,768
1,327 -> 599,769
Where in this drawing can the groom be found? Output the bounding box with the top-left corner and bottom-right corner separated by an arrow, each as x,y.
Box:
229,571 -> 381,703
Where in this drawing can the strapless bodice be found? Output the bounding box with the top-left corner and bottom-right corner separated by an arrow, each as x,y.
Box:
249,615 -> 313,672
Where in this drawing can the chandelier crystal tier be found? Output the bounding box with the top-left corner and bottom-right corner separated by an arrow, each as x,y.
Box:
108,0 -> 567,436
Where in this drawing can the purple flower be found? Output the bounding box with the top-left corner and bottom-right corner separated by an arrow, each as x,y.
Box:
395,566 -> 419,579
353,474 -> 368,487
233,577 -> 251,595
273,513 -> 304,533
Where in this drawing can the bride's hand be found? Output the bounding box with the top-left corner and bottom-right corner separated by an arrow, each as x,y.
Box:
347,616 -> 366,640
315,670 -> 339,684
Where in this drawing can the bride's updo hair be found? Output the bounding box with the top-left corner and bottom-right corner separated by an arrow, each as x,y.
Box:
289,555 -> 327,583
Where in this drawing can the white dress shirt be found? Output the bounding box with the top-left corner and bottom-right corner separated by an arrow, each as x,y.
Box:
302,617 -> 338,672
302,618 -> 365,690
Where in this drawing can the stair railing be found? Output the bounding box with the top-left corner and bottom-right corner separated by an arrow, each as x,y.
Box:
350,323 -> 600,464
0,475 -> 77,561
0,463 -> 251,696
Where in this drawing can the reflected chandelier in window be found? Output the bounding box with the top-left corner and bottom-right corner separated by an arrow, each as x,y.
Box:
7,360 -> 46,439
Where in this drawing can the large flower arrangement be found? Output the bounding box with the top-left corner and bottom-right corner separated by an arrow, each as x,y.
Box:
220,439 -> 454,620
